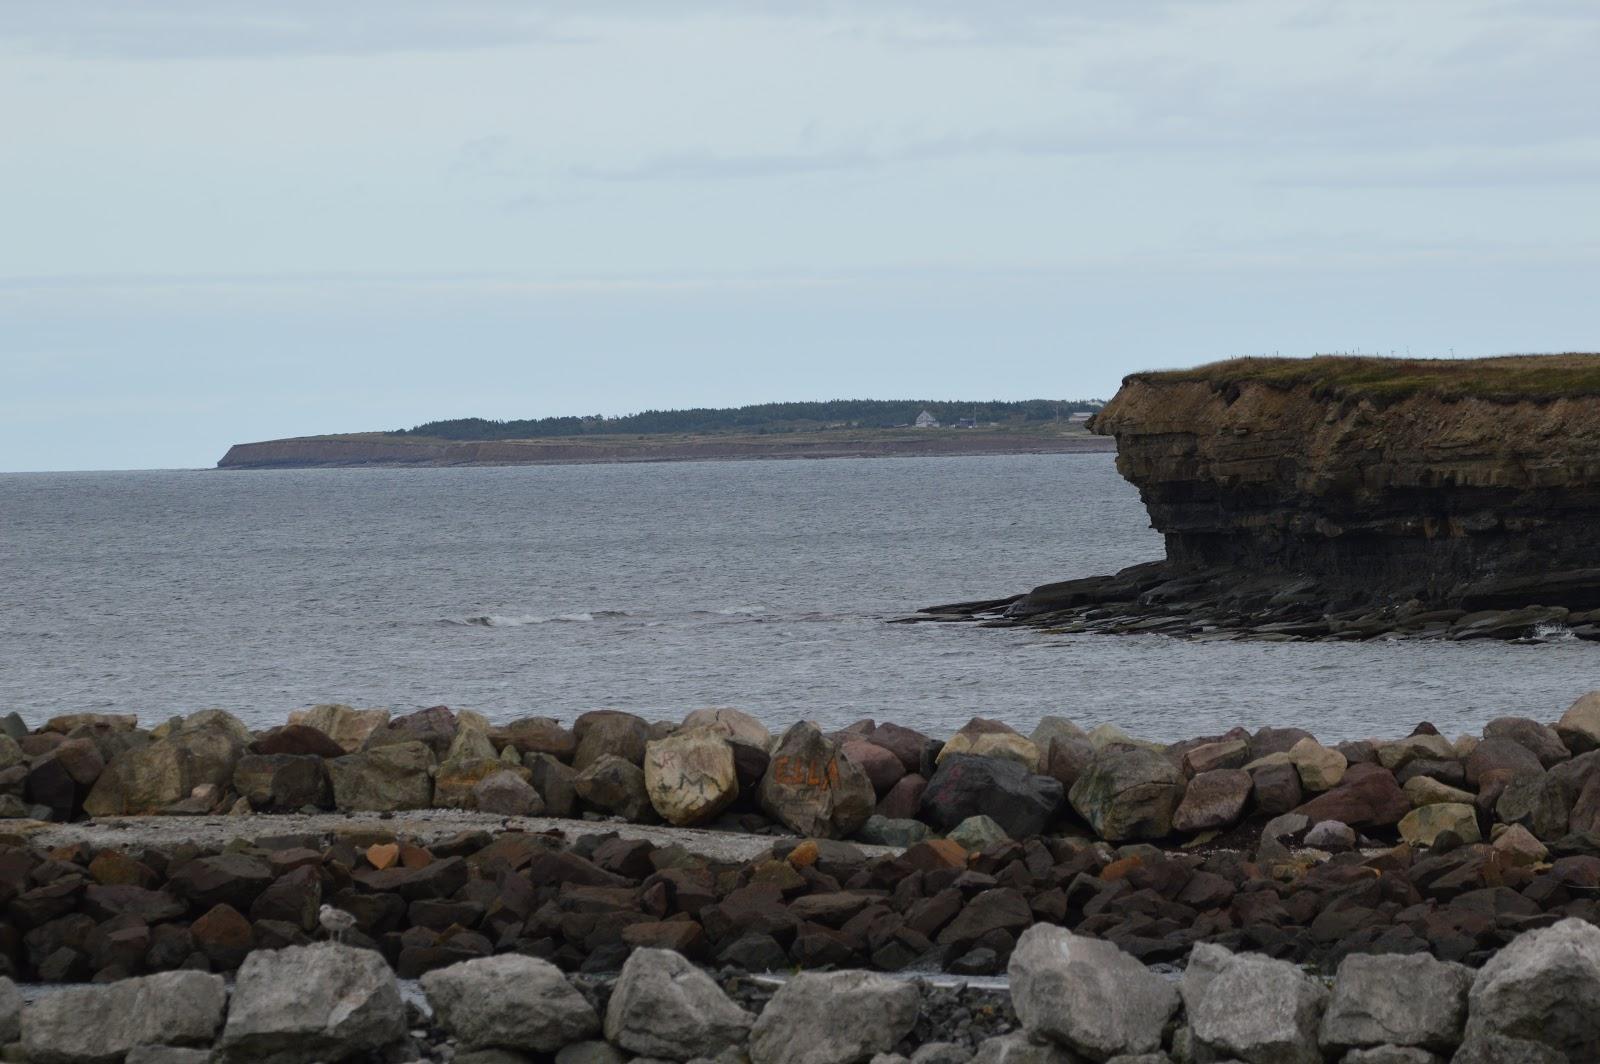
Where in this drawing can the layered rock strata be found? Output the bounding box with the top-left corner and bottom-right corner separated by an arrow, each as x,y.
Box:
921,354 -> 1600,640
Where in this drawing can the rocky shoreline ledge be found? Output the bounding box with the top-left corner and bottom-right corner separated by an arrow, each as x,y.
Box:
6,698 -> 1600,995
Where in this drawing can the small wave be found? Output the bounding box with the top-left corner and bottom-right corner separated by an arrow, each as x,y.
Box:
1533,622 -> 1577,642
455,610 -> 626,628
715,606 -> 765,616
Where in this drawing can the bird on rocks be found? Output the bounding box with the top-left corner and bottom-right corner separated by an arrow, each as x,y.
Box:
318,904 -> 357,945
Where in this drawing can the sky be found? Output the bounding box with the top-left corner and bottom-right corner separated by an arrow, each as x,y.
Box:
2,1 -> 1598,471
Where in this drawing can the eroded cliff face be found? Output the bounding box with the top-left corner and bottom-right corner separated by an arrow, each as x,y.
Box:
918,356 -> 1600,640
1093,375 -> 1600,607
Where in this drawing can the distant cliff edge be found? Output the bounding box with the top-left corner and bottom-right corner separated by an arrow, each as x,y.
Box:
918,354 -> 1600,642
218,429 -> 1115,469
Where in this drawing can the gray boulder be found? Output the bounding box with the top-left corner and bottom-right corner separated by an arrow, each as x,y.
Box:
556,1043 -> 627,1064
919,754 -> 1064,839
1459,916 -> 1600,1061
1068,747 -> 1185,841
911,1044 -> 972,1064
422,954 -> 599,1052
1190,952 -> 1327,1064
1320,953 -> 1471,1052
220,942 -> 405,1062
1009,924 -> 1178,1060
1450,1028 -> 1564,1063
1180,941 -> 1234,1017
604,948 -> 753,1061
968,1034 -> 1080,1064
1170,769 -> 1251,833
575,754 -> 655,820
22,971 -> 225,1064
749,970 -> 920,1064
473,770 -> 545,816
0,975 -> 17,1044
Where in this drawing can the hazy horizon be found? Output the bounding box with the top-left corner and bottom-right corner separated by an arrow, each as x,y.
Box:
4,1 -> 1598,472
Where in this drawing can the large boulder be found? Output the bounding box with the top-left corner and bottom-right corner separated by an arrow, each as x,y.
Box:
575,755 -> 655,821
920,754 -> 1064,839
220,943 -> 405,1062
1009,924 -> 1178,1061
363,705 -> 458,759
526,753 -> 579,817
681,707 -> 773,750
1170,769 -> 1252,834
1465,738 -> 1545,789
1291,763 -> 1409,828
749,970 -> 920,1064
936,718 -> 1041,772
22,971 -> 225,1064
1068,747 -> 1185,841
473,770 -> 544,816
421,954 -> 599,1053
841,740 -> 906,795
1190,951 -> 1328,1064
493,717 -> 578,762
604,948 -> 754,1060
1287,738 -> 1347,792
326,741 -> 435,812
758,723 -> 876,839
249,724 -> 345,759
1459,916 -> 1600,1060
644,731 -> 740,826
1397,802 -> 1481,847
1484,717 -> 1571,767
289,704 -> 390,753
1319,953 -> 1472,1053
435,758 -> 527,809
862,722 -> 932,773
1556,692 -> 1600,754
84,712 -> 249,816
573,710 -> 651,769
233,753 -> 330,811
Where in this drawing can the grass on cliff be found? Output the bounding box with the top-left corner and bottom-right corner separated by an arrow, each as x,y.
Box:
1132,353 -> 1600,405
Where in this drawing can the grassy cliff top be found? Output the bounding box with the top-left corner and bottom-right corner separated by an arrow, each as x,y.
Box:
1130,353 -> 1600,405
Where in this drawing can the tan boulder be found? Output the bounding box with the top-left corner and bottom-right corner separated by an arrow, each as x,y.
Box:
83,741 -> 191,816
936,718 -> 1040,771
1491,823 -> 1549,865
681,707 -> 773,750
1376,734 -> 1456,772
1557,692 -> 1600,754
492,717 -> 577,763
444,727 -> 497,764
1183,739 -> 1250,777
435,757 -> 527,809
1287,739 -> 1347,792
573,710 -> 651,770
0,736 -> 22,772
575,754 -> 655,821
1398,802 -> 1481,847
289,704 -> 391,753
44,713 -> 138,733
758,722 -> 875,838
1403,775 -> 1476,807
326,741 -> 435,811
644,730 -> 740,826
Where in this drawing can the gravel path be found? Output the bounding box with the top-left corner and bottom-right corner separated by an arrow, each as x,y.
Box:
12,811 -> 902,862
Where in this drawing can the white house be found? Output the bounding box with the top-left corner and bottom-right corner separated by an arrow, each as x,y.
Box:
914,409 -> 940,428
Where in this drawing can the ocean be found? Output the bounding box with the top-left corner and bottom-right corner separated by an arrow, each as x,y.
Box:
2,453 -> 1594,743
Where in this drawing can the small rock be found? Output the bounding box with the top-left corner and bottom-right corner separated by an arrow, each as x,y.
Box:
948,815 -> 1010,850
1303,820 -> 1356,851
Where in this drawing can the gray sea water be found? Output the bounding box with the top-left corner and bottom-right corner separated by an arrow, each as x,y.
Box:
2,454 -> 1595,743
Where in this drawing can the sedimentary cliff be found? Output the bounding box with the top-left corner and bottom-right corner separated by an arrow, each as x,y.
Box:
923,355 -> 1600,640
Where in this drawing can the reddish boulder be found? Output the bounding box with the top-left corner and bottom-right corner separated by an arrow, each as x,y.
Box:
1293,763 -> 1409,828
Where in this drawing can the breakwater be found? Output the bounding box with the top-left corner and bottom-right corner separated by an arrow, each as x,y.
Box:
6,698 -> 1600,992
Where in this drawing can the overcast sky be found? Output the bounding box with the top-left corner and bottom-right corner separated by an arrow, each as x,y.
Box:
3,1 -> 1598,470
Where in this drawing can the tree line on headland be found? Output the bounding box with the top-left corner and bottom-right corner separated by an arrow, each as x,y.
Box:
391,399 -> 1104,441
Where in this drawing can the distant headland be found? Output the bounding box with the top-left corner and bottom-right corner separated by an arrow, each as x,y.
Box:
217,399 -> 1115,469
